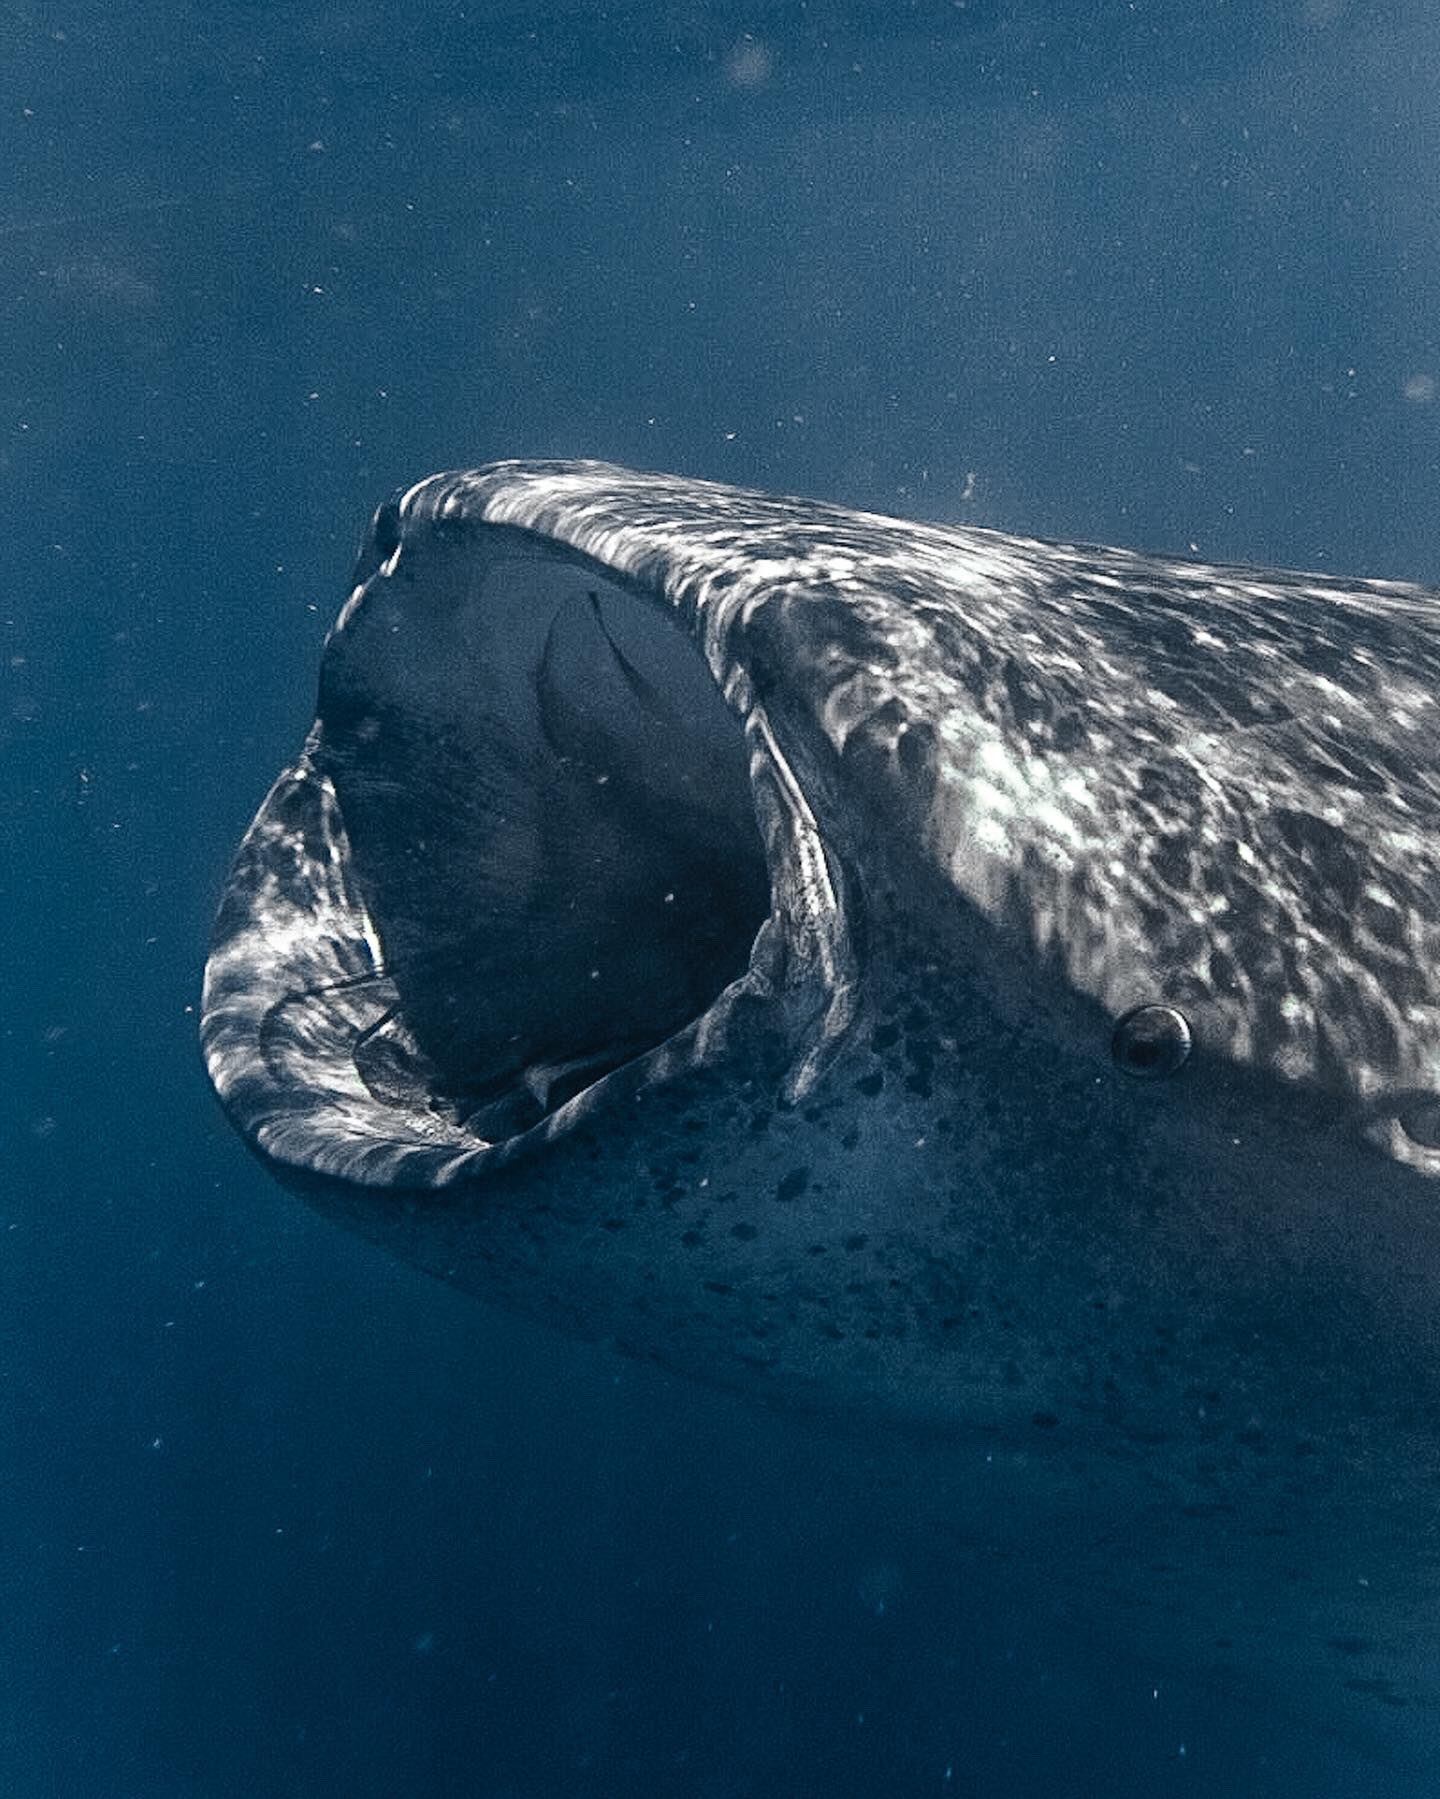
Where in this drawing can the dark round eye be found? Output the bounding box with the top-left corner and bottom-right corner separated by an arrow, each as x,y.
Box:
1111,1004 -> 1192,1078
1396,1096 -> 1440,1151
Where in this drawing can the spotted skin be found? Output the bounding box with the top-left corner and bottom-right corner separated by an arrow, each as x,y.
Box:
202,461 -> 1440,1762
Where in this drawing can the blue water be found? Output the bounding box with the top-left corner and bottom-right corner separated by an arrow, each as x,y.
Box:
5,3 -> 1439,1793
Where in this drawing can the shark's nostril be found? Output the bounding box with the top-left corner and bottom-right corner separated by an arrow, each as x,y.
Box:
372,501 -> 401,560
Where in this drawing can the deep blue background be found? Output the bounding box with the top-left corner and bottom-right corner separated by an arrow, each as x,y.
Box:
4,2 -> 1439,1794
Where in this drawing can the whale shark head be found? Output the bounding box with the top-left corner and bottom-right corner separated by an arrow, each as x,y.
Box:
201,461 -> 1440,1746
203,460 -> 1440,1176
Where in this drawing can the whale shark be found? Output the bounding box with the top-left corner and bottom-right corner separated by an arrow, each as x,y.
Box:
201,460 -> 1440,1766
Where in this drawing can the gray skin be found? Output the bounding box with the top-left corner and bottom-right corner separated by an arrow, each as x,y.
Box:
203,462 -> 1440,1764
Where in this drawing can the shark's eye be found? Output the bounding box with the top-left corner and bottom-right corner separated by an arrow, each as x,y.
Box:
1396,1096 -> 1440,1151
1111,1004 -> 1192,1078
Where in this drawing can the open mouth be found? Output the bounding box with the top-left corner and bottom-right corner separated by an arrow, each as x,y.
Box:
316,525 -> 774,1143
203,475 -> 858,1190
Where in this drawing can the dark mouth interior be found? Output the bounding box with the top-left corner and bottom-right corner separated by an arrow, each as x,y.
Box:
317,528 -> 772,1141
